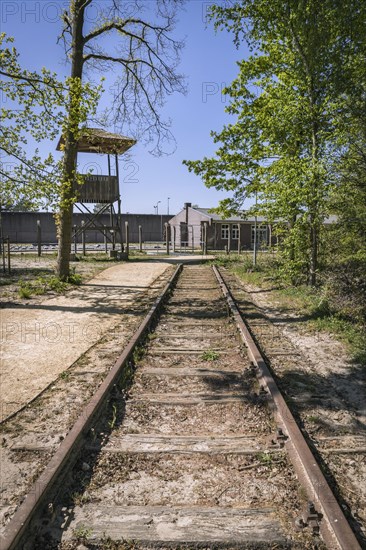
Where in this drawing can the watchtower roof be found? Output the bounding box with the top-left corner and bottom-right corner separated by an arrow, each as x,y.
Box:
56,128 -> 136,154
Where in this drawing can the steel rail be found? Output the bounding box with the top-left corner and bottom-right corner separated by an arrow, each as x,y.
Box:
213,265 -> 361,550
1,264 -> 183,550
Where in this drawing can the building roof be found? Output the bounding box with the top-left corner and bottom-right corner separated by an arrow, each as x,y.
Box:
56,128 -> 136,154
193,207 -> 269,223
191,207 -> 337,225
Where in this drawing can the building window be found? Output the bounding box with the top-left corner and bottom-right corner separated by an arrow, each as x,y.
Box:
221,224 -> 229,239
232,224 -> 239,239
251,225 -> 268,248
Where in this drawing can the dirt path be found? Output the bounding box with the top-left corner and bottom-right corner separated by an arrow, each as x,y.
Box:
0,261 -> 171,421
238,280 -> 366,425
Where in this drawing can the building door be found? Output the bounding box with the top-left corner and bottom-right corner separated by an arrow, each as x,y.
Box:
251,225 -> 268,249
180,222 -> 188,247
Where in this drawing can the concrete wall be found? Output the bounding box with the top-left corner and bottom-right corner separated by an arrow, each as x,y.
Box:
1,212 -> 171,243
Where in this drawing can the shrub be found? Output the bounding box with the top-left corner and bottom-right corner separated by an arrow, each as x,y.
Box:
324,257 -> 366,323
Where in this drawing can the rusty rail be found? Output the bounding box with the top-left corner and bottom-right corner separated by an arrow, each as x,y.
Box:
213,265 -> 361,550
1,264 -> 182,550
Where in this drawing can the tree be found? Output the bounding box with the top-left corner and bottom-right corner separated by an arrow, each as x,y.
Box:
0,33 -> 102,213
184,0 -> 365,285
0,34 -> 63,210
323,47 -> 366,321
2,198 -> 38,212
56,0 -> 186,279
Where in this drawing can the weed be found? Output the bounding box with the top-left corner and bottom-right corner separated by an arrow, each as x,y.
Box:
132,345 -> 145,363
119,364 -> 134,390
18,281 -> 32,299
17,272 -> 82,299
307,415 -> 321,424
108,404 -> 118,429
212,255 -> 238,268
46,276 -> 68,293
100,536 -> 140,549
76,254 -> 112,263
67,272 -> 83,285
257,451 -> 273,464
60,370 -> 70,381
72,491 -> 90,506
201,349 -> 220,361
73,523 -> 93,540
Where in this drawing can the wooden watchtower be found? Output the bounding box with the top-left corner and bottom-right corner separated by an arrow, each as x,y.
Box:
57,128 -> 136,252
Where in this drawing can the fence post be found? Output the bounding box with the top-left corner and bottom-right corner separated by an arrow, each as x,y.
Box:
125,221 -> 129,256
73,225 -> 77,254
238,224 -> 241,255
81,220 -> 86,255
6,237 -> 10,273
104,228 -> 108,254
2,238 -> 6,273
203,222 -> 208,255
37,220 -> 41,257
228,224 -> 231,254
139,225 -> 142,252
172,226 -> 176,253
165,223 -> 170,255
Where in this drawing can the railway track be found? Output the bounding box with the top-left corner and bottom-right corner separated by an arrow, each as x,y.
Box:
1,264 -> 361,549
218,267 -> 366,545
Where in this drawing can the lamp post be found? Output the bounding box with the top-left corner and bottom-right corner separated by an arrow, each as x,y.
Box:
167,197 -> 170,216
154,201 -> 162,241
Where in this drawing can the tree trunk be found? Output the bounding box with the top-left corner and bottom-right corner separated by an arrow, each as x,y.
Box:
288,213 -> 297,263
309,217 -> 318,286
56,0 -> 85,280
309,99 -> 319,286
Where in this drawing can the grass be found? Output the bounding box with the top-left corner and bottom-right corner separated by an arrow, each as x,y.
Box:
201,350 -> 220,361
308,314 -> 366,364
220,253 -> 366,365
17,272 -> 82,299
74,253 -> 114,262
214,251 -> 278,287
269,285 -> 365,363
73,523 -> 93,540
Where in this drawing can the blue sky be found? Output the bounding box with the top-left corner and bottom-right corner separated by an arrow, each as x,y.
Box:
2,0 -> 249,214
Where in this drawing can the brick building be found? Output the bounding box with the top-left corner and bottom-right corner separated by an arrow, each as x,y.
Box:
168,203 -> 274,251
